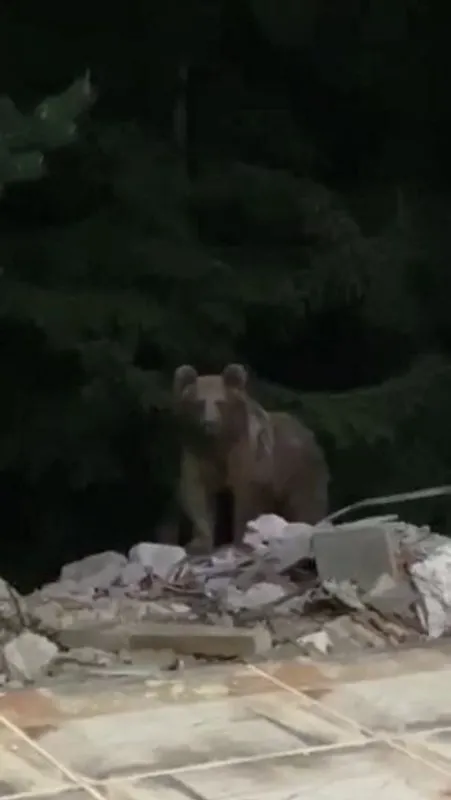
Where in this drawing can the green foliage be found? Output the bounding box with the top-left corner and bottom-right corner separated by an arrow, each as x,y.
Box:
0,73 -> 94,192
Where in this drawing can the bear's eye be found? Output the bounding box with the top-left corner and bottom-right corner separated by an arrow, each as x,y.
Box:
182,386 -> 197,401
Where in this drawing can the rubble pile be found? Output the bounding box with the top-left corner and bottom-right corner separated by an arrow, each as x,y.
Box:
1,493 -> 451,689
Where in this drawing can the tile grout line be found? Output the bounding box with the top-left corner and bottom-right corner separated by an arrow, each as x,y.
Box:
247,662 -> 451,779
0,714 -> 105,800
82,739 -> 368,785
0,788 -> 68,800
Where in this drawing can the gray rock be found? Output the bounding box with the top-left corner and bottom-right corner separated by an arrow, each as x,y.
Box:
3,632 -> 59,682
29,601 -> 65,631
60,551 -> 127,591
244,517 -> 314,571
128,542 -> 186,579
364,573 -> 418,624
225,582 -> 288,612
58,646 -> 114,666
118,562 -> 148,587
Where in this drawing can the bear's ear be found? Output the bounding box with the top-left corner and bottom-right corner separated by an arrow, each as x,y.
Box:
173,364 -> 198,396
222,363 -> 248,390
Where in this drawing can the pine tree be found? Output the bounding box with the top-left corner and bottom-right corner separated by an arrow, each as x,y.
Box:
0,73 -> 94,193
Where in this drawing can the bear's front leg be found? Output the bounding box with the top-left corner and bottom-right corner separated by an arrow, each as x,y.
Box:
232,486 -> 257,547
179,452 -> 215,554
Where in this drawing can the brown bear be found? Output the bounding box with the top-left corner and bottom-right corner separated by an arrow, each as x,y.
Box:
173,363 -> 329,553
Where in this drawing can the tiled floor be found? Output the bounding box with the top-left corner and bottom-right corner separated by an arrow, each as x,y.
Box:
2,644 -> 451,799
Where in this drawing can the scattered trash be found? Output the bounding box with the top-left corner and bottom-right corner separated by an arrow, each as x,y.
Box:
0,485 -> 450,688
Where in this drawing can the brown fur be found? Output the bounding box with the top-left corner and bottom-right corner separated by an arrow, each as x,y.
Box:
173,363 -> 329,553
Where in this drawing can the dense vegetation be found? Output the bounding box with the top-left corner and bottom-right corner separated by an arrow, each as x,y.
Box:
1,0 -> 451,588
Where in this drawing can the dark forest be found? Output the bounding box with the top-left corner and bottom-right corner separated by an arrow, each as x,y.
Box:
1,0 -> 451,589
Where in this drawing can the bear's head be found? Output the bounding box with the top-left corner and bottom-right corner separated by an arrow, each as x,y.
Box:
173,363 -> 250,443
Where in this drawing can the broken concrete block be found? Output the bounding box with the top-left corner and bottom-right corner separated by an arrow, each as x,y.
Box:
323,579 -> 365,610
313,524 -> 399,593
268,523 -> 314,570
59,620 -> 272,659
3,632 -> 59,682
29,601 -> 65,631
364,573 -> 418,624
118,562 -> 148,587
244,516 -> 314,569
128,542 -> 186,580
0,580 -> 28,623
246,513 -> 288,540
298,630 -> 333,655
128,621 -> 273,658
56,646 -> 114,667
30,580 -> 94,603
60,551 -> 127,591
410,542 -> 451,638
225,582 -> 287,612
323,615 -> 384,651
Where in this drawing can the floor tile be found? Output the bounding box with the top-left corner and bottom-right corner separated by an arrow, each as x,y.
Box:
297,667 -> 451,734
0,665 -> 274,736
106,742 -> 451,799
256,646 -> 451,692
29,689 -> 365,781
0,722 -> 72,796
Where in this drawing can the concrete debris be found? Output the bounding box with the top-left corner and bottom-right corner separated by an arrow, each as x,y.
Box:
60,551 -> 128,593
2,489 -> 451,688
59,619 -> 272,659
244,514 -> 314,569
298,630 -> 333,655
313,523 -> 400,592
410,542 -> 451,638
224,582 -> 288,612
128,542 -> 186,580
54,646 -> 115,667
3,632 -> 59,683
364,574 -> 419,627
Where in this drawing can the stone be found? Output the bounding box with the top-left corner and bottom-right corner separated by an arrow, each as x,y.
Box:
244,516 -> 314,571
0,578 -> 14,601
312,523 -> 400,593
128,542 -> 186,579
29,601 -> 65,631
0,580 -> 27,622
410,542 -> 451,637
60,551 -> 127,591
29,582 -> 94,605
118,598 -> 194,622
225,582 -> 288,612
364,574 -> 418,624
118,562 -> 148,587
59,647 -> 115,666
3,632 -> 59,682
245,513 -> 288,544
299,630 -> 333,655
